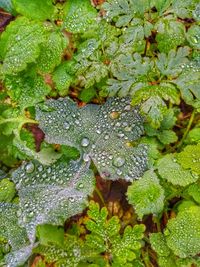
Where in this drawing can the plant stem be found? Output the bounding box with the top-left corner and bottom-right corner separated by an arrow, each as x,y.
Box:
177,109 -> 195,150
94,187 -> 106,206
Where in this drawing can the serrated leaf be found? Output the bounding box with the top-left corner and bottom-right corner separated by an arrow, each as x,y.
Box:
63,0 -> 97,33
165,206 -> 200,257
176,144 -> 200,175
11,159 -> 95,242
174,60 -> 200,108
157,154 -> 199,186
127,169 -> 165,219
36,97 -> 147,181
4,71 -> 51,109
0,17 -> 45,75
12,0 -> 55,21
155,18 -> 185,53
171,0 -> 200,19
156,47 -> 190,78
188,183 -> 200,204
186,25 -> 200,49
37,32 -> 67,74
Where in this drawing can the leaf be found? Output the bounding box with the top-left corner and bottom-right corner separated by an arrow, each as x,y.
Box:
36,97 -> 148,181
102,0 -> 150,27
11,159 -> 95,242
0,179 -> 16,202
85,201 -> 145,265
165,206 -> 200,257
37,32 -> 68,74
155,47 -> 190,78
127,169 -> 165,219
176,144 -> 200,175
187,183 -> 200,204
174,60 -> 200,108
150,233 -> 171,257
0,0 -> 15,14
4,71 -> 51,109
155,18 -> 185,53
36,225 -> 64,246
186,25 -> 200,49
0,17 -> 45,75
157,154 -> 199,186
170,0 -> 200,19
12,0 -> 55,21
63,0 -> 97,33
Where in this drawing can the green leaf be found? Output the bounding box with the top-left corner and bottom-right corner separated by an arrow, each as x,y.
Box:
156,130 -> 178,145
174,60 -> 200,108
52,62 -> 74,96
63,0 -> 97,33
4,71 -> 51,109
186,25 -> 200,49
188,183 -> 200,204
78,87 -> 96,103
165,206 -> 200,257
11,159 -> 95,242
36,97 -> 147,181
0,17 -> 45,75
171,0 -> 200,19
155,18 -> 185,53
127,169 -> 165,219
150,233 -> 171,257
37,32 -> 68,74
157,154 -> 199,186
0,179 -> 16,202
37,225 -> 64,246
156,47 -> 190,78
177,144 -> 200,175
12,0 -> 55,21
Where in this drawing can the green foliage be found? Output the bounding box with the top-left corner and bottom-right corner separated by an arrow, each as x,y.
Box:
34,201 -> 145,266
127,170 -> 165,219
177,144 -> 200,174
63,0 -> 97,33
12,0 -> 55,21
165,206 -> 200,258
0,178 -> 16,202
157,154 -> 199,186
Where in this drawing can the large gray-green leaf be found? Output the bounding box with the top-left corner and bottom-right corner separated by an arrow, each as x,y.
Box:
36,97 -> 147,181
0,203 -> 32,267
12,160 -> 95,242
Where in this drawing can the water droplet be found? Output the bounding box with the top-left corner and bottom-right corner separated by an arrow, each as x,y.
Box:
105,134 -> 109,140
81,137 -> 90,147
63,122 -> 70,130
96,129 -> 101,134
83,153 -> 90,162
113,157 -> 125,167
25,162 -> 35,173
109,111 -> 120,119
124,105 -> 131,111
117,169 -> 122,175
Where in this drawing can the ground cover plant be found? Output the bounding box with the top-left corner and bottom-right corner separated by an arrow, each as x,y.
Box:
0,0 -> 200,266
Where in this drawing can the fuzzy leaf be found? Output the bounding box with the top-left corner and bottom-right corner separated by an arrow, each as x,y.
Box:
177,144 -> 200,175
165,206 -> 200,257
36,97 -> 147,181
63,0 -> 97,33
127,169 -> 165,219
150,233 -> 171,257
0,17 -> 45,75
186,25 -> 200,49
11,160 -> 95,242
157,154 -> 199,186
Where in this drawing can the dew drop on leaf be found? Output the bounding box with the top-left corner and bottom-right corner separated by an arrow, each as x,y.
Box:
109,111 -> 120,119
25,162 -> 35,174
113,156 -> 126,167
81,137 -> 90,147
